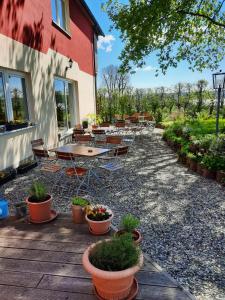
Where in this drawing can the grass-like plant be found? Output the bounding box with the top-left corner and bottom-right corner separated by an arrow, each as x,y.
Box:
120,214 -> 140,233
29,182 -> 48,202
72,197 -> 89,207
89,234 -> 140,271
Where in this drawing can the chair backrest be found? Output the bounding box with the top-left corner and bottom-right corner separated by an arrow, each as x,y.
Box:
31,139 -> 44,148
115,122 -> 125,128
106,136 -> 122,145
114,146 -> 129,156
73,129 -> 85,135
32,148 -> 49,158
55,151 -> 74,161
75,134 -> 92,142
92,129 -> 105,135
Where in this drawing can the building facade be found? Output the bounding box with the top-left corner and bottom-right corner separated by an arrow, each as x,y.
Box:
0,0 -> 103,171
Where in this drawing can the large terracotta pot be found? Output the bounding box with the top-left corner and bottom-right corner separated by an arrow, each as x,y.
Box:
26,195 -> 52,223
196,163 -> 204,175
85,210 -> 114,235
189,159 -> 197,172
202,168 -> 216,180
82,240 -> 144,300
72,205 -> 86,224
216,171 -> 225,184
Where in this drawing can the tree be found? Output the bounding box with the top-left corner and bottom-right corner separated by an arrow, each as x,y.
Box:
104,0 -> 225,74
196,80 -> 208,113
174,83 -> 184,111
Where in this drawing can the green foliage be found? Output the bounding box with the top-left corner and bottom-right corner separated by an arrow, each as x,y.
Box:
187,152 -> 198,161
120,214 -> 140,233
29,182 -> 47,202
104,0 -> 225,74
71,197 -> 89,207
89,234 -> 140,271
201,155 -> 225,171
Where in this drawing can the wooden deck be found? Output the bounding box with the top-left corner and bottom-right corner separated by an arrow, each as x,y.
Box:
0,214 -> 195,300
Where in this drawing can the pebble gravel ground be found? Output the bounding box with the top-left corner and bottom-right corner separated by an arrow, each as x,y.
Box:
1,129 -> 225,300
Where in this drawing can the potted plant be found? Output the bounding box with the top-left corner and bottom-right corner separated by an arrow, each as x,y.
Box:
5,121 -> 28,131
0,168 -> 16,186
71,196 -> 90,224
186,152 -> 198,172
14,202 -> 27,219
82,234 -> 143,300
85,205 -> 113,235
26,182 -> 53,223
82,119 -> 88,129
200,155 -> 218,179
17,160 -> 38,174
116,214 -> 142,244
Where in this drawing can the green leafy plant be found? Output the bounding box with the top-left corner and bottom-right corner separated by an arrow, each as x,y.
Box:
72,197 -> 89,207
86,205 -> 112,221
187,152 -> 198,161
29,182 -> 48,202
200,155 -> 225,171
89,233 -> 140,271
120,214 -> 140,233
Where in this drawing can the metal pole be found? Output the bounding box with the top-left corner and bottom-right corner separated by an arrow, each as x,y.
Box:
216,86 -> 221,136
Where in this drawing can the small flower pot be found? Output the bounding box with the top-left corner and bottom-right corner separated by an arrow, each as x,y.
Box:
178,154 -> 187,165
216,171 -> 225,184
14,202 -> 27,219
116,229 -> 142,245
85,210 -> 114,235
196,163 -> 204,176
189,159 -> 197,172
72,204 -> 89,224
202,168 -> 216,180
82,240 -> 144,300
26,195 -> 52,223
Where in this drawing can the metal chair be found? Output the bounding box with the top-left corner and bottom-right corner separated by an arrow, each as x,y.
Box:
92,129 -> 106,145
74,134 -> 93,145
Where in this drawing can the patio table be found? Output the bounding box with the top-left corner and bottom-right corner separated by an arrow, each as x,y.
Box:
50,145 -> 111,194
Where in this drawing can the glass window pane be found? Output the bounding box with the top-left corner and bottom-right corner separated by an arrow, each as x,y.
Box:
54,79 -> 73,132
57,0 -> 66,29
54,79 -> 67,132
51,0 -> 57,23
0,73 -> 7,124
9,75 -> 29,123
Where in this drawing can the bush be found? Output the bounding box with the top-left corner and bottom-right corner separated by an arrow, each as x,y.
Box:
201,155 -> 225,171
120,214 -> 140,232
29,182 -> 48,202
89,234 -> 140,271
71,197 -> 89,207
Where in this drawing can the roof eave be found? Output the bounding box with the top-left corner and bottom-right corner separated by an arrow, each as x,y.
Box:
79,0 -> 105,37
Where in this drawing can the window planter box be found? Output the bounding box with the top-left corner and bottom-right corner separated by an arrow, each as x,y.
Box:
5,122 -> 28,131
0,169 -> 16,186
17,161 -> 38,174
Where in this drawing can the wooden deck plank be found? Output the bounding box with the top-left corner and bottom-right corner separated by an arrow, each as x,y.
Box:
0,247 -> 82,264
0,237 -> 90,253
0,258 -> 90,278
0,285 -> 96,300
38,274 -> 93,295
137,271 -> 178,288
0,270 -> 42,288
138,285 -> 192,300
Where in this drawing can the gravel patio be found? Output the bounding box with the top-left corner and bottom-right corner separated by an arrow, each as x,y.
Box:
0,129 -> 224,300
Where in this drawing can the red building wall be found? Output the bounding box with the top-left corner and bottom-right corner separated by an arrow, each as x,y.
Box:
0,0 -> 95,75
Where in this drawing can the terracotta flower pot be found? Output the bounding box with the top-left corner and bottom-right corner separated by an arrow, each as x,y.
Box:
189,159 -> 197,172
26,195 -> 52,223
196,163 -> 204,176
116,229 -> 142,245
85,210 -> 114,235
202,168 -> 216,180
72,205 -> 87,224
82,240 -> 144,300
216,171 -> 225,184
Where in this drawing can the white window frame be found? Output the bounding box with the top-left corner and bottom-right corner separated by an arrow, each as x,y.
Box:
54,77 -> 76,134
0,69 -> 29,123
51,0 -> 70,32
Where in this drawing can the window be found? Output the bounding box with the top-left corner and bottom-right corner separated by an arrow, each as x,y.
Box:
51,0 -> 69,31
54,78 -> 74,133
0,71 -> 29,125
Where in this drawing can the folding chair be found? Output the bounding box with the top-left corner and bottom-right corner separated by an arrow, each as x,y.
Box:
74,134 -> 93,145
92,129 -> 106,145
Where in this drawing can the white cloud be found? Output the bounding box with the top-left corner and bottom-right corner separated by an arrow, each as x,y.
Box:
97,35 -> 115,53
135,65 -> 156,72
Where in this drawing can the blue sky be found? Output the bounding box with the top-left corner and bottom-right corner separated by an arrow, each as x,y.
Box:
86,0 -> 225,89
